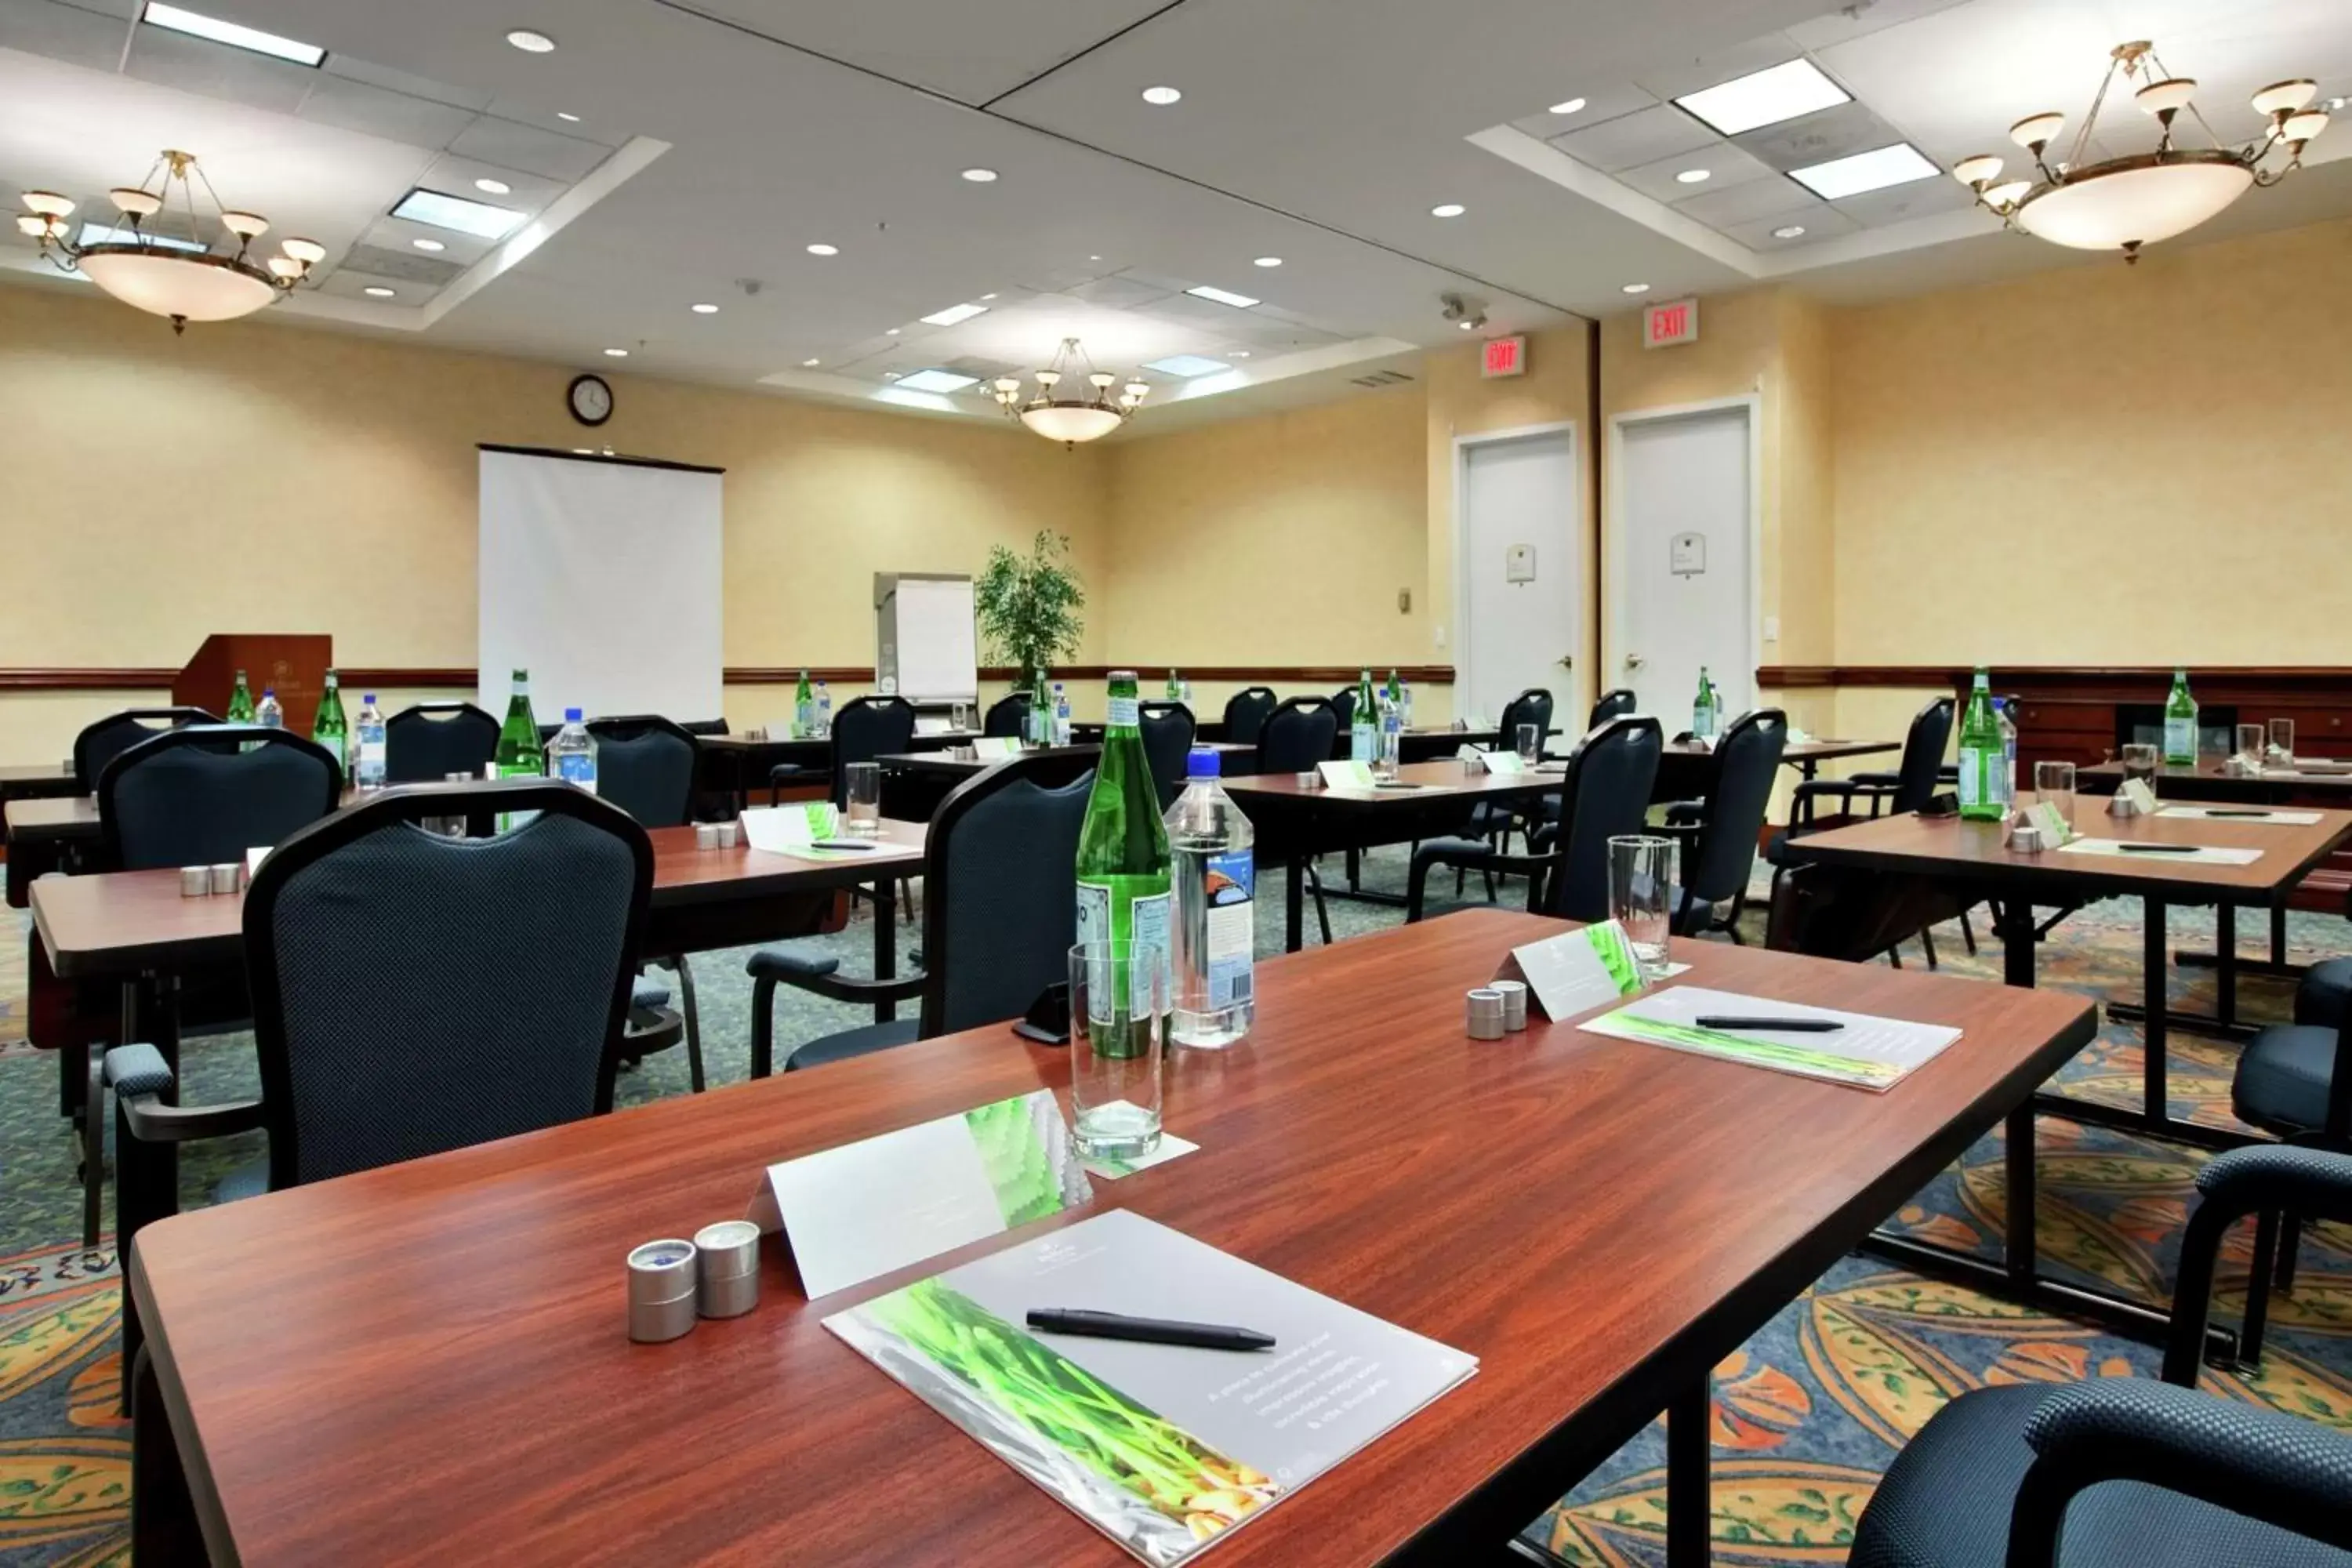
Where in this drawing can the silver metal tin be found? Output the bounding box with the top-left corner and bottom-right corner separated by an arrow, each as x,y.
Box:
1296,771 -> 1324,789
209,862 -> 241,895
1490,979 -> 1529,1032
445,771 -> 474,783
626,1238 -> 699,1344
1466,986 -> 1506,1041
693,1220 -> 761,1320
714,821 -> 739,850
695,822 -> 720,849
2106,793 -> 2146,817
180,866 -> 210,898
2009,824 -> 2046,855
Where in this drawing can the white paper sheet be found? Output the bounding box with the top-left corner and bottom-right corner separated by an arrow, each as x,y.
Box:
1578,985 -> 1961,1091
2058,838 -> 2264,866
2156,806 -> 2323,825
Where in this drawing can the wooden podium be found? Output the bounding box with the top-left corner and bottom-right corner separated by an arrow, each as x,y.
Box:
174,634 -> 333,731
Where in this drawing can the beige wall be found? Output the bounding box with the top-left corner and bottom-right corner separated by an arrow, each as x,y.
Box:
0,283 -> 1108,759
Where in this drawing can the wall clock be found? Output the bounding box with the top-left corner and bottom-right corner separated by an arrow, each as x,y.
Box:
568,372 -> 613,426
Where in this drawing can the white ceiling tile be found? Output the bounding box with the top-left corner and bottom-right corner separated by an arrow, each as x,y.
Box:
122,26 -> 317,114
1784,0 -> 1972,52
1672,170 -> 1819,227
1831,169 -> 1973,227
0,0 -> 128,71
412,153 -> 562,213
445,117 -> 611,182
1733,99 -> 1910,172
1547,102 -> 1717,172
1713,205 -> 1860,248
297,74 -> 476,148
321,54 -> 492,112
1616,140 -> 1777,204
1504,82 -> 1657,140
1065,274 -> 1174,308
1632,33 -> 1802,103
334,239 -> 463,285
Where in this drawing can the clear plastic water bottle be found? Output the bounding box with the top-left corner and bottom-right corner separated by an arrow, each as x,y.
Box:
814,681 -> 832,738
256,686 -> 283,731
354,693 -> 388,792
1052,682 -> 1073,747
1165,746 -> 1254,1048
1995,698 -> 2018,810
1374,691 -> 1403,780
1399,675 -> 1414,731
546,708 -> 597,794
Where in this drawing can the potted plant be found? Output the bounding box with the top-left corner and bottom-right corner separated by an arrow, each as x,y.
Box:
976,531 -> 1086,689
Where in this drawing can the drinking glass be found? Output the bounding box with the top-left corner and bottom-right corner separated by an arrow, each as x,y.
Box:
844,761 -> 882,837
2236,724 -> 2266,768
1607,834 -> 1674,985
2121,742 -> 2159,787
2033,760 -> 2076,827
2270,717 -> 2296,767
949,702 -> 971,735
1069,939 -> 1165,1161
1515,723 -> 1541,765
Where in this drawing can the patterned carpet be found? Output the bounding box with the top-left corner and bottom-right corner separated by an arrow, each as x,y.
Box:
0,851 -> 2344,1566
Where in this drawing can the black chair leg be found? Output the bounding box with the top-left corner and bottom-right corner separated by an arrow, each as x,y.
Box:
2274,1211 -> 2304,1294
82,1054 -> 103,1250
1919,925 -> 1940,971
750,975 -> 778,1079
1306,863 -> 1334,946
1888,947 -> 1904,969
672,956 -> 705,1094
1958,907 -> 1979,956
2241,1207 -> 2280,1370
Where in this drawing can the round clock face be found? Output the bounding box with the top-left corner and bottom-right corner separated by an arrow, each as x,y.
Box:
568,372 -> 613,426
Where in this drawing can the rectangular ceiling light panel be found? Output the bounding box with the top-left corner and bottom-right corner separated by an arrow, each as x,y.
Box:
141,2 -> 325,66
919,303 -> 989,327
1787,142 -> 1939,199
1675,58 -> 1848,136
895,368 -> 980,393
1184,285 -> 1261,309
390,188 -> 526,239
1143,354 -> 1231,378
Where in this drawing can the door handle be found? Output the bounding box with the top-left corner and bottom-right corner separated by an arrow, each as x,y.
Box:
1625,653 -> 1645,670
1556,655 -> 1574,670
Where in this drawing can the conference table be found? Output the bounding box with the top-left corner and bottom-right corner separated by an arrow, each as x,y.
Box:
0,761 -> 80,804
125,906 -> 2096,1567
1652,735 -> 1900,803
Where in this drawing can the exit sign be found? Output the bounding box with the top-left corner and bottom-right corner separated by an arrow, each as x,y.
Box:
1643,297 -> 1699,349
1480,334 -> 1526,378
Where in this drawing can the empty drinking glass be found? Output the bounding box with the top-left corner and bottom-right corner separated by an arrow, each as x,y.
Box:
949,702 -> 971,734
2270,717 -> 2296,767
844,761 -> 882,837
2034,760 -> 2076,826
1069,938 -> 1165,1162
2122,742 -> 2160,788
1608,834 -> 1674,985
1515,723 -> 1541,765
2237,724 -> 2266,768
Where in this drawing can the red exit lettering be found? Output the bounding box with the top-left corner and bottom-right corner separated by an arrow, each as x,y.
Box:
1643,298 -> 1699,348
1480,334 -> 1526,378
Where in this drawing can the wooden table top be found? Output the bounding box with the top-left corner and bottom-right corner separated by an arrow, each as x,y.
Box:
134,907 -> 2094,1568
30,818 -> 927,980
1223,757 -> 1556,807
1782,798 -> 2352,902
1664,737 -> 1900,765
2076,758 -> 2352,794
4,793 -> 96,842
0,762 -> 80,800
879,740 -> 1252,777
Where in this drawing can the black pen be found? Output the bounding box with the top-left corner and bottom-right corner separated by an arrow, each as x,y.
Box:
2116,843 -> 2198,854
1694,1015 -> 1846,1033
811,837 -> 880,851
1026,1308 -> 1275,1352
1374,781 -> 1425,790
2201,810 -> 2274,818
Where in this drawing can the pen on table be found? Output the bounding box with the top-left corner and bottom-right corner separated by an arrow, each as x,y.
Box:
812,838 -> 880,851
2115,843 -> 2199,854
2201,809 -> 2274,818
1026,1308 -> 1276,1352
1693,1015 -> 1846,1033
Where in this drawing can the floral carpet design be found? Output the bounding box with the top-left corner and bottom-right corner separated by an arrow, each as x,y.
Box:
0,866 -> 2342,1566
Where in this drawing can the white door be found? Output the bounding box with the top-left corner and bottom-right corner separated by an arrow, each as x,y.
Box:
1459,429 -> 1581,727
1614,406 -> 1753,729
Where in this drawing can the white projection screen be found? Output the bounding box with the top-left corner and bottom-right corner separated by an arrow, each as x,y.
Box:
477,446 -> 724,722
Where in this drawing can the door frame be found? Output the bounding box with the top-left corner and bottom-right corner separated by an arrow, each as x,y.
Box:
1450,419 -> 1585,726
1602,394 -> 1763,716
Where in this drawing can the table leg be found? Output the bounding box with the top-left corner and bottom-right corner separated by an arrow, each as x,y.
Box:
1997,898 -> 2037,988
1666,1375 -> 1711,1566
130,1345 -> 204,1566
2143,896 -> 2168,1123
1286,859 -> 1304,954
872,880 -> 897,1025
2215,904 -> 2238,1028
2005,1100 -> 2037,1287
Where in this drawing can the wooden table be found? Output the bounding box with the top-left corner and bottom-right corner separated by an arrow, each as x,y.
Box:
1652,736 -> 1900,802
0,761 -> 80,804
880,739 -> 1255,779
128,906 -> 2095,1568
1224,760 -> 1562,949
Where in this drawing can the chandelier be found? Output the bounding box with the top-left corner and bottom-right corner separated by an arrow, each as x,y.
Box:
1952,43 -> 2327,262
993,338 -> 1149,446
16,151 -> 325,332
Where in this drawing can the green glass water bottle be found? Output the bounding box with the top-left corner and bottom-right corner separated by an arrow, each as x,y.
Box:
311,667 -> 350,772
2161,667 -> 2198,767
495,669 -> 543,779
1352,666 -> 1377,762
1958,666 -> 2005,821
1075,670 -> 1172,1057
1693,667 -> 1719,740
225,669 -> 256,724
793,668 -> 815,738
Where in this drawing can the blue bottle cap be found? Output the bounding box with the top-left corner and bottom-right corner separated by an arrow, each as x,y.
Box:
564,707 -> 583,723
362,693 -> 376,704
1186,746 -> 1220,779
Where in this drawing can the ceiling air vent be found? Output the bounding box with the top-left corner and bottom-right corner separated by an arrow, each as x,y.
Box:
1349,369 -> 1415,388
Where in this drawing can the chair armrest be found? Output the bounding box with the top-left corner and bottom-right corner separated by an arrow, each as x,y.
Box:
105,1046 -> 264,1144
2007,1380 -> 2352,1567
1406,837 -> 1555,922
746,949 -> 924,1007
1662,800 -> 1706,826
767,763 -> 809,782
2164,1145 -> 2352,1388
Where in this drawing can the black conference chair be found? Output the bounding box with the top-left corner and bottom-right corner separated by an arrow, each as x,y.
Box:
384,701 -> 500,784
1457,688 -> 1559,876
1496,688 -> 1555,757
771,694 -> 916,808
1328,686 -> 1359,757
745,753 -> 1091,1073
681,718 -> 730,737
1659,707 -> 1788,942
983,692 -> 1032,739
1587,688 -> 1638,731
585,716 -> 705,1092
1223,687 -> 1278,747
1255,698 -> 1339,946
100,780 -> 654,1393
72,706 -> 219,793
98,726 -> 342,872
1406,717 -> 1663,922
1139,702 -> 1197,810
1847,1145 -> 2352,1568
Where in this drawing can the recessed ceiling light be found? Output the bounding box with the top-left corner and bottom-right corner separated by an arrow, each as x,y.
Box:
1186,284 -> 1260,309
897,368 -> 980,394
880,372 -> 900,381
1231,350 -> 1250,358
691,303 -> 719,314
806,243 -> 838,256
411,238 -> 445,252
885,328 -> 901,336
556,111 -> 580,122
1430,203 -> 1465,218
474,177 -> 512,196
979,292 -> 997,300
960,168 -> 998,183
1788,141 -> 1939,200
140,2 -> 323,67
1675,168 -> 1711,184
1253,256 -> 1283,267
505,28 -> 555,53
363,285 -> 396,298
1142,85 -> 1182,106
920,302 -> 989,326
1772,224 -> 1807,239
801,358 -> 820,367
604,347 -> 628,357
1088,254 -> 1103,262
1144,354 -> 1230,378
1621,282 -> 1650,294
1548,97 -> 1587,116
1675,58 -> 1850,136
1457,321 -> 1475,331
392,188 -> 524,239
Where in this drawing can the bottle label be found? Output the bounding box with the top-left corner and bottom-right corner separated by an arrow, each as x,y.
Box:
1076,880 -> 1172,1021
1202,850 -> 1254,1010
358,738 -> 387,767
555,753 -> 597,794
2162,717 -> 2194,760
1957,744 -> 1984,808
1351,723 -> 1375,762
1107,696 -> 1139,727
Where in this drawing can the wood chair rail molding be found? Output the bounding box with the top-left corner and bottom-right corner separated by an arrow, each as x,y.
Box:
0,665 -> 1461,692
1760,666 -> 2352,694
